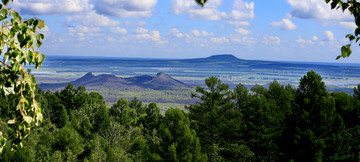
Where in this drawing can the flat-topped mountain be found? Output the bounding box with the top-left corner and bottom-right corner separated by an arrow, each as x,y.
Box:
204,54 -> 240,61
40,72 -> 190,91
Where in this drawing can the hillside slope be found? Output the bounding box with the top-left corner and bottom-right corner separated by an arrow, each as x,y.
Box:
39,72 -> 190,91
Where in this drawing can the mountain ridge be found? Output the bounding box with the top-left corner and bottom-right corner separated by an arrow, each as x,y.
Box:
39,72 -> 190,91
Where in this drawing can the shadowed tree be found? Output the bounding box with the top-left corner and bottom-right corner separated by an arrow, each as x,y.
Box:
187,76 -> 234,160
282,71 -> 346,161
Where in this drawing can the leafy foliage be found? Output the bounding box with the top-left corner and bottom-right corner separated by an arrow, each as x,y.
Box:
325,0 -> 360,59
0,0 -> 45,152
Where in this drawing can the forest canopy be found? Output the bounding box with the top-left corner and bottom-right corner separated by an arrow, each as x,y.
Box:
0,71 -> 359,161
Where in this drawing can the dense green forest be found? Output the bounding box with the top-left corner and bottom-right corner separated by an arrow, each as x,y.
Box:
0,70 -> 359,161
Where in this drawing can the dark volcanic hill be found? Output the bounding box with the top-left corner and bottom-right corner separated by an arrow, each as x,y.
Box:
40,72 -> 190,91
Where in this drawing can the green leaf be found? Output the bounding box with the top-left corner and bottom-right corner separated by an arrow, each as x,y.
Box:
349,35 -> 355,41
355,27 -> 360,36
25,18 -> 33,26
331,1 -> 338,9
325,0 -> 330,3
25,51 -> 32,63
341,44 -> 352,58
38,20 -> 45,29
195,0 -> 207,7
342,3 -> 349,11
336,55 -> 341,60
2,0 -> 9,6
37,53 -> 45,64
346,34 -> 353,38
0,8 -> 7,21
12,61 -> 19,71
36,33 -> 44,48
10,10 -> 20,21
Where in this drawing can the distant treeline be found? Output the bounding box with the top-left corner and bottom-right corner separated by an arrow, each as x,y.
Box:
0,70 -> 359,161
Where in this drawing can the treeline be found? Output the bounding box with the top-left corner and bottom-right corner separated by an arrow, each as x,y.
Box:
0,70 -> 359,161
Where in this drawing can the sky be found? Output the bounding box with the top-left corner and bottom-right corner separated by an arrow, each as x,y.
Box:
9,0 -> 360,62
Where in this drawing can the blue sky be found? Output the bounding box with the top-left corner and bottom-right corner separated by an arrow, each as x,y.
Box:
9,0 -> 360,62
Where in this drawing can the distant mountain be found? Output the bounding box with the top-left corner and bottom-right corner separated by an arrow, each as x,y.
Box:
184,54 -> 242,62
39,72 -> 190,91
203,54 -> 241,61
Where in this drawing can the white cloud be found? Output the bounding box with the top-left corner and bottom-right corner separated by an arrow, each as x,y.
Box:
170,28 -> 184,38
170,0 -> 254,21
227,21 -> 251,27
229,35 -> 256,45
134,28 -> 165,44
151,31 -> 160,41
312,36 -> 318,41
234,28 -> 251,35
110,27 -> 128,35
339,21 -> 357,29
227,0 -> 255,20
270,18 -> 297,30
94,0 -> 158,18
325,30 -> 335,41
68,25 -> 101,33
134,27 -> 149,34
297,38 -> 314,44
286,0 -> 352,21
201,31 -> 214,36
68,25 -> 101,41
67,10 -> 120,27
262,35 -> 281,45
210,37 -> 229,44
296,36 -> 326,47
191,30 -> 202,37
11,0 -> 91,15
190,30 -> 214,37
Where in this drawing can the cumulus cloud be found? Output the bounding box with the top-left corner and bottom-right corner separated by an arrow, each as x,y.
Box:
11,0 -> 91,15
110,27 -> 128,35
227,0 -> 255,20
296,36 -> 326,47
170,28 -> 184,38
67,10 -> 120,27
339,21 -> 357,29
297,38 -> 314,44
210,36 -> 229,44
286,0 -> 352,21
136,30 -> 160,41
262,35 -> 281,45
170,0 -> 254,21
270,18 -> 297,30
234,28 -> 251,35
227,21 -> 251,27
229,35 -> 256,45
94,0 -> 158,18
312,36 -> 318,41
191,30 -> 214,37
134,27 -> 149,34
68,25 -> 101,41
191,30 -> 202,37
296,38 -> 314,48
325,30 -> 335,41
201,30 -> 214,36
133,27 -> 165,44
